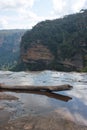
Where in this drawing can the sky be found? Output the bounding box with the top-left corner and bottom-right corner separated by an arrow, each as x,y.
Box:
0,0 -> 87,29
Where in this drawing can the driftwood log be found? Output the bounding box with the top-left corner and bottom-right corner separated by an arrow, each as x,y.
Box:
0,83 -> 73,92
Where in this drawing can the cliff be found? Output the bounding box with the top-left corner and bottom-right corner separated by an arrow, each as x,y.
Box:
19,10 -> 87,71
0,29 -> 26,70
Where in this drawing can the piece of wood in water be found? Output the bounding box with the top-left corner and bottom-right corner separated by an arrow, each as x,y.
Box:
0,83 -> 73,91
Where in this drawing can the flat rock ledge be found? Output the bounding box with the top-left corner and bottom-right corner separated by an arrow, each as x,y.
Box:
0,112 -> 87,130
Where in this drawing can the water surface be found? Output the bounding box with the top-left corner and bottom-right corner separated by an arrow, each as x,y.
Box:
0,70 -> 87,126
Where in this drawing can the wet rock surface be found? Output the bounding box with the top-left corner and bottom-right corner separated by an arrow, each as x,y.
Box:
0,93 -> 19,100
0,71 -> 87,129
0,112 -> 87,130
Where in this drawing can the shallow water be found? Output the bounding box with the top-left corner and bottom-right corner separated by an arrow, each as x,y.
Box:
0,70 -> 87,126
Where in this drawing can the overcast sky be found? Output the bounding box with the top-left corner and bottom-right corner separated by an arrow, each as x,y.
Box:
0,0 -> 87,29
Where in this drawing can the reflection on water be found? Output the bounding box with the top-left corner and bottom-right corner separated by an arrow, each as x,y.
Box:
1,90 -> 72,102
22,90 -> 72,102
0,70 -> 87,126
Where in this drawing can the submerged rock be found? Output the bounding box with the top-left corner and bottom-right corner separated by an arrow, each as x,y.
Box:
0,93 -> 18,100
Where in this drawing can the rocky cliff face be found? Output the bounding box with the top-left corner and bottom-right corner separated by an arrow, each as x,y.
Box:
22,44 -> 54,62
20,41 -> 54,70
20,10 -> 87,71
0,29 -> 26,69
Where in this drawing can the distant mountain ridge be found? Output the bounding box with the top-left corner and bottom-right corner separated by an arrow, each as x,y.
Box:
19,9 -> 87,72
0,29 -> 26,70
